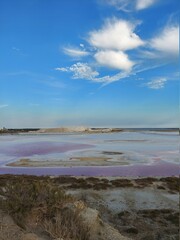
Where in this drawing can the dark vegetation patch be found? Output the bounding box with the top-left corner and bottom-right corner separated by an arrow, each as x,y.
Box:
111,179 -> 133,187
137,209 -> 179,228
0,128 -> 39,134
102,151 -> 123,155
164,212 -> 179,225
0,175 -> 179,192
124,227 -> 139,234
93,183 -> 109,190
134,177 -> 158,187
160,177 -> 179,192
116,209 -> 179,239
157,185 -> 166,190
53,176 -> 77,184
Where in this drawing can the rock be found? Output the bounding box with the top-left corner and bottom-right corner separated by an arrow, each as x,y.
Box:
0,211 -> 45,240
74,200 -> 86,210
0,210 -> 24,240
80,207 -> 131,240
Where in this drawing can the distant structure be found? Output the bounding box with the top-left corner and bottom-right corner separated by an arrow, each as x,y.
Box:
0,127 -> 8,132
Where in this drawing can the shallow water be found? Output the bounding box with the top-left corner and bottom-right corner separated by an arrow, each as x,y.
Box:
0,131 -> 179,176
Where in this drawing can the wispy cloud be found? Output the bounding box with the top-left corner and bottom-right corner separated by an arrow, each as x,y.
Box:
100,0 -> 158,11
63,47 -> 90,58
144,77 -> 168,89
100,0 -> 133,12
55,62 -> 132,84
55,67 -> 69,72
143,72 -> 179,89
0,104 -> 8,109
136,0 -> 157,10
11,46 -> 28,57
55,63 -> 99,81
12,47 -> 20,52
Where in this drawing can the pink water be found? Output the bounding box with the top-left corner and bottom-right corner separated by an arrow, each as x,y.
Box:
0,162 -> 179,176
0,132 -> 179,176
0,141 -> 93,157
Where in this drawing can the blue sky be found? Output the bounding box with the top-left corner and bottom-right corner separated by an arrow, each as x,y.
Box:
0,0 -> 179,128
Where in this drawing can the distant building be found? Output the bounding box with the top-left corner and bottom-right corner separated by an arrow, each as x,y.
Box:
0,127 -> 7,132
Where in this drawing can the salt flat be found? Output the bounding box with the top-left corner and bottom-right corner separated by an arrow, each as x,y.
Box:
0,130 -> 179,176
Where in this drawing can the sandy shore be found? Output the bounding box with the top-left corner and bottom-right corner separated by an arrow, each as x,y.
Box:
7,153 -> 130,167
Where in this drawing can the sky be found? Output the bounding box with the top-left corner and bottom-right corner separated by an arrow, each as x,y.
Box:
0,0 -> 179,128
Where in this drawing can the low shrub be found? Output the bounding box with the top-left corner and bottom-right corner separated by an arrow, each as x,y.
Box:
0,179 -> 90,240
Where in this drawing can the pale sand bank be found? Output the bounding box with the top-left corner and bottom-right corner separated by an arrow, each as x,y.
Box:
7,155 -> 130,167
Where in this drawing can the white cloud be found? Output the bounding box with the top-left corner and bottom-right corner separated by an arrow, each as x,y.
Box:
56,18 -> 179,86
94,71 -> 131,84
139,70 -> 179,90
57,18 -> 146,82
0,104 -> 8,109
138,49 -> 159,59
55,67 -> 69,72
55,62 -> 132,84
55,62 -> 99,81
101,0 -> 133,12
63,47 -> 89,58
136,0 -> 156,10
69,63 -> 99,79
101,0 -> 157,11
145,77 -> 167,89
88,18 -> 144,51
94,50 -> 134,71
151,25 -> 179,57
56,17 -> 178,87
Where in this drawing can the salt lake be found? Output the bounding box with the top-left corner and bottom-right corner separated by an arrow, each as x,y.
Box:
0,130 -> 179,176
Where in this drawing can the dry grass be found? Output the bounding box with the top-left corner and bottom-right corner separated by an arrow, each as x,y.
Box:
0,178 -> 90,240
